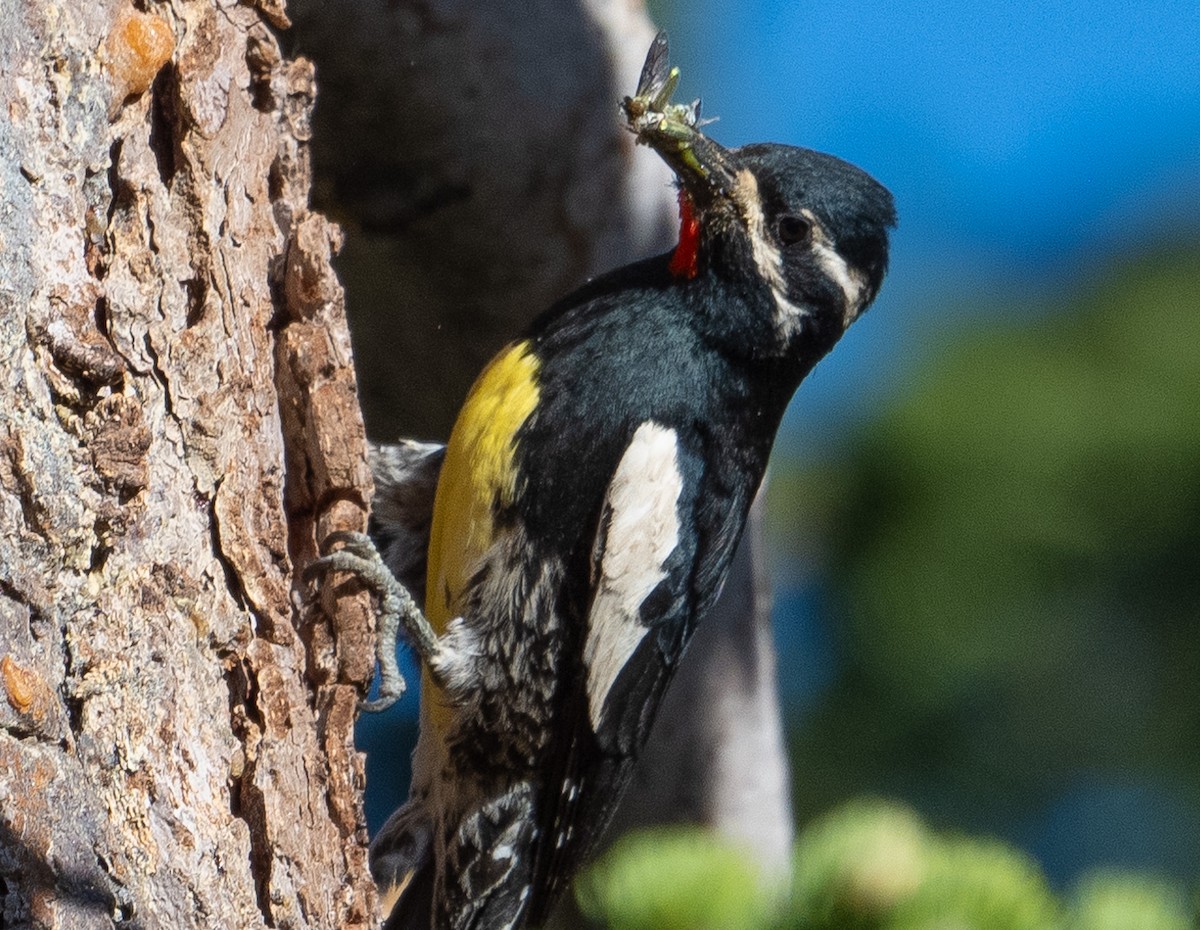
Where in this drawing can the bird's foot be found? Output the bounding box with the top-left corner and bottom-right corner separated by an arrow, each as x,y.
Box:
304,530 -> 434,712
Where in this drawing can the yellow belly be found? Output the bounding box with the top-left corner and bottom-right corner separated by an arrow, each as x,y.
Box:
423,340 -> 541,727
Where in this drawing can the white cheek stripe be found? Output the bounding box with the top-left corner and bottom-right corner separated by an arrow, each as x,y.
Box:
812,239 -> 869,326
584,422 -> 683,731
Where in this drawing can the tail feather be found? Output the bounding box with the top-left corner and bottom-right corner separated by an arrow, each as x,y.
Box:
382,855 -> 435,930
372,785 -> 543,930
372,801 -> 434,929
439,782 -> 538,930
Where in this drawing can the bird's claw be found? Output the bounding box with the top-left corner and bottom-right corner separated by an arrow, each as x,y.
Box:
305,530 -> 420,713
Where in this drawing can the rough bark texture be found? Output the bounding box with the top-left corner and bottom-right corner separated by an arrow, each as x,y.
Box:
287,0 -> 795,887
0,2 -> 378,928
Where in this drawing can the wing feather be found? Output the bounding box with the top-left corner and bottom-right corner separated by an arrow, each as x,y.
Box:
527,419 -> 756,924
582,421 -> 685,733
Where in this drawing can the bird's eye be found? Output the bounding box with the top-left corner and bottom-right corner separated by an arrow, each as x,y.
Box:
777,214 -> 812,246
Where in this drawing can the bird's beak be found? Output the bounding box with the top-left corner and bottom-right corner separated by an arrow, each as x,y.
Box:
621,33 -> 738,208
636,118 -> 739,208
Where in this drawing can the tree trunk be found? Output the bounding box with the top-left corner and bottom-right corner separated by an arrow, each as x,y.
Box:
0,2 -> 377,927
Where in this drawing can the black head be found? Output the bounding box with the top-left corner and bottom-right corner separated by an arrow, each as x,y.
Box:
717,143 -> 896,333
624,36 -> 896,352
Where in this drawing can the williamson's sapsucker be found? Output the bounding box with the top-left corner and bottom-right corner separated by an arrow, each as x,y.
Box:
309,32 -> 896,930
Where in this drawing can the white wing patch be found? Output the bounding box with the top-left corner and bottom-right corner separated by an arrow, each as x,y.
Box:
584,422 -> 683,732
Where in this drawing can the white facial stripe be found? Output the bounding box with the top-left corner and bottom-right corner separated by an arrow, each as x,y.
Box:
732,170 -> 808,333
735,171 -> 871,331
734,170 -> 785,292
812,239 -> 869,326
584,422 -> 683,731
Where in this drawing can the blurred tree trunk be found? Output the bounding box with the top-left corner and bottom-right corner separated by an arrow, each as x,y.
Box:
289,0 -> 678,441
0,2 -> 378,927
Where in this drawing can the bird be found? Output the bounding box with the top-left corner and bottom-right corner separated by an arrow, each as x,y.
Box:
308,32 -> 895,930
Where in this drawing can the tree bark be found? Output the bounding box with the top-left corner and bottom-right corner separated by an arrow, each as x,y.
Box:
0,2 -> 377,927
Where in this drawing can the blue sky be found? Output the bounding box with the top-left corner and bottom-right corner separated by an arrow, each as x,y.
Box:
661,0 -> 1200,445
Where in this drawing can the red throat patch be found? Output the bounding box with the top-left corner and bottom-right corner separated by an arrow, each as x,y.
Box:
668,191 -> 700,280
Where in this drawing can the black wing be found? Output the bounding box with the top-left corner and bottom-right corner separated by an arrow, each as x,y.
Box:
525,419 -> 755,924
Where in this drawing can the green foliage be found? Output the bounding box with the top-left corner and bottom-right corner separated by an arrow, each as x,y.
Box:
576,827 -> 778,930
576,802 -> 1197,930
787,801 -> 1060,930
787,800 -> 929,929
1069,873 -> 1195,930
830,245 -> 1200,707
